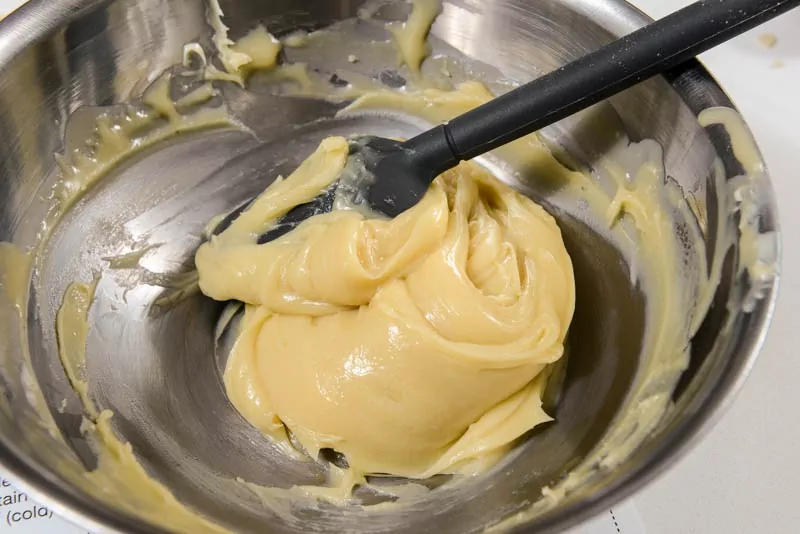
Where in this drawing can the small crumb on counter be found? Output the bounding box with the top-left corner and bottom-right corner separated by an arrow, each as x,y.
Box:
347,54 -> 359,64
770,59 -> 784,69
758,33 -> 778,49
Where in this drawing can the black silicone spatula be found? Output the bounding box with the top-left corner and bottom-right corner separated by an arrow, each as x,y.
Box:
222,0 -> 799,243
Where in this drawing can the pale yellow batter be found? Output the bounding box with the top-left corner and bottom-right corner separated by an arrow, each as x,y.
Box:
196,136 -> 575,479
389,0 -> 442,76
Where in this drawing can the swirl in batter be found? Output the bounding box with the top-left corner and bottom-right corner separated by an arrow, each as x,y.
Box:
195,136 -> 575,480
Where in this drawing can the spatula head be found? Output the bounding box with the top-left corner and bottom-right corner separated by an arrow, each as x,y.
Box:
212,135 -> 436,244
353,135 -> 434,218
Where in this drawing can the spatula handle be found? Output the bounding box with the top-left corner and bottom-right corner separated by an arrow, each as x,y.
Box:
406,0 -> 798,174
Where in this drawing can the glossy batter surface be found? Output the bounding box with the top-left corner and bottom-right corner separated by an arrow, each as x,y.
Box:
195,137 -> 576,478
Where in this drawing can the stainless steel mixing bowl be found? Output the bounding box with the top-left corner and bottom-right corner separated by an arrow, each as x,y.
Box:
0,0 -> 780,533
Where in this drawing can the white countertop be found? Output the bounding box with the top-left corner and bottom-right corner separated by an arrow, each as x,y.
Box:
0,0 -> 798,533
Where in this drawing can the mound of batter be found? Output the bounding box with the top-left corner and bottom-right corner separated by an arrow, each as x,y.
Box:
195,136 -> 575,479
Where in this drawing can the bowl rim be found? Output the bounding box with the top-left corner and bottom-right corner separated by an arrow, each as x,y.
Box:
0,0 -> 781,533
